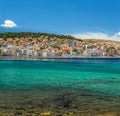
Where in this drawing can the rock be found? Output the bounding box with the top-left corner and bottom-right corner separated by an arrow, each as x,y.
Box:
40,111 -> 51,116
69,112 -> 74,115
14,112 -> 22,116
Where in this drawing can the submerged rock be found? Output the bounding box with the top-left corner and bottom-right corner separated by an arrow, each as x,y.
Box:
40,112 -> 51,116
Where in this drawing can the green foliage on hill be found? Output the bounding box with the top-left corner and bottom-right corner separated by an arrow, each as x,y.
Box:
51,45 -> 61,50
0,32 -> 80,40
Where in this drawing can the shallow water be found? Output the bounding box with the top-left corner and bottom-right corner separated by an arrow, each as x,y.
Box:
0,58 -> 120,115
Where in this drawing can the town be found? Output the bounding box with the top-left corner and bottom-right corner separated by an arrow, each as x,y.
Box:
0,32 -> 120,58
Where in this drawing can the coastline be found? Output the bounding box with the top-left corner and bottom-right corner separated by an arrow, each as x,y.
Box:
0,55 -> 120,60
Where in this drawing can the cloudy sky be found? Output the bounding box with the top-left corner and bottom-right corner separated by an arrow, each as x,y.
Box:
0,0 -> 120,41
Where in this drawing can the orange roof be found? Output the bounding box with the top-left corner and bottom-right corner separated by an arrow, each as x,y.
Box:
63,47 -> 70,51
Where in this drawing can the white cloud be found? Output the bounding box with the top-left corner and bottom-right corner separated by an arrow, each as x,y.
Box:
0,20 -> 17,28
71,32 -> 120,41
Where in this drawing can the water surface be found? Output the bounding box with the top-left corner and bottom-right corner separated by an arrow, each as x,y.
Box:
0,58 -> 120,115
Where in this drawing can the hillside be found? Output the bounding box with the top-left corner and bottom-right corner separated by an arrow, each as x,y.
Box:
83,39 -> 120,43
0,32 -> 79,40
0,32 -> 120,57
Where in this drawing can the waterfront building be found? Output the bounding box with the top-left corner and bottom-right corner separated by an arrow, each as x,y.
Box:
42,52 -> 47,57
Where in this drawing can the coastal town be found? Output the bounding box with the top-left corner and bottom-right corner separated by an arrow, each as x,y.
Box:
0,32 -> 120,58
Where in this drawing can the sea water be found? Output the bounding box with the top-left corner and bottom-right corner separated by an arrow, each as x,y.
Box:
0,58 -> 120,115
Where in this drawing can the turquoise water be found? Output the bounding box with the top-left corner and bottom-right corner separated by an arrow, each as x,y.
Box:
0,58 -> 120,95
0,58 -> 120,115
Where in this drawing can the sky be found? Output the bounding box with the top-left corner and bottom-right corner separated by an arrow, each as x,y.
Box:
0,0 -> 120,40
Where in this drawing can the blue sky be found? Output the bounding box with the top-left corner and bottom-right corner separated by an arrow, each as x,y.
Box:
0,0 -> 120,40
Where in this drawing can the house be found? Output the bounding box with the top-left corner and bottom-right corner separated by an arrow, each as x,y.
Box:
42,52 -> 47,57
26,49 -> 33,56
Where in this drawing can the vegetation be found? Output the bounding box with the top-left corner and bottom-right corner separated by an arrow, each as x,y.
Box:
0,32 -> 79,40
51,45 -> 61,50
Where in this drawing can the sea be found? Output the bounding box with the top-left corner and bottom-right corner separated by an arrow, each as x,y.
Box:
0,58 -> 120,115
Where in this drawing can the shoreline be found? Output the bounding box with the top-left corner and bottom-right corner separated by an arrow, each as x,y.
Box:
0,89 -> 119,116
0,56 -> 120,60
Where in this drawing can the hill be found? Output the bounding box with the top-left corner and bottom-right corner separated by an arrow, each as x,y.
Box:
0,32 -> 120,57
